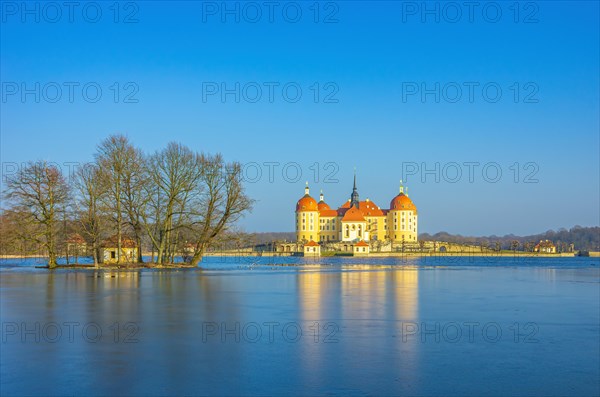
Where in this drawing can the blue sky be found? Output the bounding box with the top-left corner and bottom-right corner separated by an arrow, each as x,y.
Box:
1,1 -> 599,235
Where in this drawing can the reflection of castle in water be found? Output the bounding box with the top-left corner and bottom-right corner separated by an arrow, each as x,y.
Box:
296,267 -> 421,388
297,267 -> 419,321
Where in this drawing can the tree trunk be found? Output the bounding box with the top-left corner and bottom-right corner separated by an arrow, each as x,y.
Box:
48,251 -> 57,269
136,233 -> 143,263
190,243 -> 206,266
190,251 -> 203,266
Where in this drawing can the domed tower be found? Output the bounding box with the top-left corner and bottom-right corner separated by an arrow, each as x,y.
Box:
317,190 -> 338,242
296,182 -> 320,243
387,181 -> 418,243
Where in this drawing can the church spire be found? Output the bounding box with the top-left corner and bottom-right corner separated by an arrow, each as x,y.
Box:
350,170 -> 360,208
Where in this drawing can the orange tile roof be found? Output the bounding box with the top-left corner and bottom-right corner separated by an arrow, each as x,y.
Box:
340,200 -> 351,209
341,206 -> 366,222
320,209 -> 338,217
358,200 -> 384,216
102,235 -> 137,248
318,201 -> 331,211
305,240 -> 319,247
296,195 -> 318,212
355,240 -> 369,247
390,193 -> 417,212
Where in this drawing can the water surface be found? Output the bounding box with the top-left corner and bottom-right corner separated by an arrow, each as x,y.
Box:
1,257 -> 599,396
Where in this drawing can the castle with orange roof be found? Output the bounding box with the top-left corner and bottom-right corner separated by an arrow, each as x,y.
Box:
295,175 -> 418,244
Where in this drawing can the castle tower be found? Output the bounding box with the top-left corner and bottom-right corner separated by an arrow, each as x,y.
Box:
295,182 -> 320,243
387,180 -> 418,243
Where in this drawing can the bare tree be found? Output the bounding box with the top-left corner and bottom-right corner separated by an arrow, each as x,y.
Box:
5,162 -> 69,268
143,143 -> 203,264
510,240 -> 520,253
187,157 -> 253,266
95,134 -> 134,264
120,145 -> 148,263
74,163 -> 106,265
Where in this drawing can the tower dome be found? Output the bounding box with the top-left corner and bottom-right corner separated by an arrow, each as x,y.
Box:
318,190 -> 331,211
390,194 -> 416,211
390,182 -> 417,211
296,182 -> 318,212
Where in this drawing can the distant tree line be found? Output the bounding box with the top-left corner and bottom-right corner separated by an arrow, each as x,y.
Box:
419,226 -> 600,252
0,135 -> 253,268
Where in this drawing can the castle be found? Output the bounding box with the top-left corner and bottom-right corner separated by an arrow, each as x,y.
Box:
295,176 -> 418,244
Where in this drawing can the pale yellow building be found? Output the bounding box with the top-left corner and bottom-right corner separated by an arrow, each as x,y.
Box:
101,235 -> 139,264
534,240 -> 557,254
303,240 -> 321,257
353,240 -> 370,256
295,177 -> 418,244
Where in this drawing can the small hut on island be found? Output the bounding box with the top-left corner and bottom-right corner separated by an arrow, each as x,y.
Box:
101,235 -> 138,264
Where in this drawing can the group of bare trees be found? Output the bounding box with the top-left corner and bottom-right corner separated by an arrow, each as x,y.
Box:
1,135 -> 253,268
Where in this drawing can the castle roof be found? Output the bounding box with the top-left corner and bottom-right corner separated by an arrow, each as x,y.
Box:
390,193 -> 417,212
341,206 -> 366,222
318,199 -> 332,212
338,200 -> 384,217
320,208 -> 338,217
296,194 -> 318,212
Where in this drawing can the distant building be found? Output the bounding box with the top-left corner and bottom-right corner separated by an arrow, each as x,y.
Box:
66,233 -> 87,257
353,240 -> 370,256
101,235 -> 138,264
295,175 -> 418,244
534,240 -> 557,254
303,240 -> 321,257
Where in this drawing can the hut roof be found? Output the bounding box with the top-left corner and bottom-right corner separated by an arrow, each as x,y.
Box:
102,235 -> 137,248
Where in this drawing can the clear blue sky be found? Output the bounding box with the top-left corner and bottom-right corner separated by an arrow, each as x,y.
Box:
1,1 -> 599,236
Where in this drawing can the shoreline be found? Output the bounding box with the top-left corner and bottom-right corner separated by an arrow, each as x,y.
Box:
1,252 -> 593,260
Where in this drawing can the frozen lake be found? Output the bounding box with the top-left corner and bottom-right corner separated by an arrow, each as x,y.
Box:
1,257 -> 599,396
